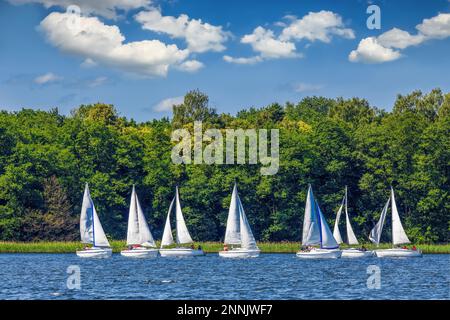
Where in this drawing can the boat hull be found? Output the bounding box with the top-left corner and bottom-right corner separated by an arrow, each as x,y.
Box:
159,248 -> 205,257
120,248 -> 159,258
296,248 -> 342,259
375,248 -> 422,258
341,249 -> 374,258
76,247 -> 112,258
219,248 -> 260,258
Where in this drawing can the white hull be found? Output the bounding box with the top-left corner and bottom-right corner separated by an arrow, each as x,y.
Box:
120,248 -> 159,258
76,247 -> 112,258
159,248 -> 205,257
219,248 -> 260,258
296,248 -> 342,259
375,248 -> 422,258
341,248 -> 374,258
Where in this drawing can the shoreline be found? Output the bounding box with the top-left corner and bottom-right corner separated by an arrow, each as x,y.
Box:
0,241 -> 449,254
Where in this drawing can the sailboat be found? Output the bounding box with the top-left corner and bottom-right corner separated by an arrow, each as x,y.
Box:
333,187 -> 374,258
296,185 -> 342,259
121,186 -> 159,258
219,183 -> 260,258
370,187 -> 422,257
159,186 -> 205,257
76,183 -> 112,258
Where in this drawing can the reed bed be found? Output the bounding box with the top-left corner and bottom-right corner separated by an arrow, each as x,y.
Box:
0,241 -> 449,254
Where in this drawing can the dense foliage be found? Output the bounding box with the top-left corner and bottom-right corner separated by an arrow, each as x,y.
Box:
0,88 -> 448,243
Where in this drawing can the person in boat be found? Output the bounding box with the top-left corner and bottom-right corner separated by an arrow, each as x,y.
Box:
191,244 -> 195,249
197,245 -> 202,251
223,244 -> 229,251
412,245 -> 417,251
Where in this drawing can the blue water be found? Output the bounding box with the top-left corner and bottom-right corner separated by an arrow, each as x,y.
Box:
0,253 -> 448,300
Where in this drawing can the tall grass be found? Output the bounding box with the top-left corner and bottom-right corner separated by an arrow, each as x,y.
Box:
0,241 -> 449,253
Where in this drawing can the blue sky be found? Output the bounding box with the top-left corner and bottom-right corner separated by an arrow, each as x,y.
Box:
0,0 -> 449,122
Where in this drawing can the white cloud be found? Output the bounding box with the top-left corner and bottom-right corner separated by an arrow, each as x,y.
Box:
293,82 -> 323,93
416,13 -> 450,39
153,96 -> 184,112
350,13 -> 450,63
280,10 -> 355,42
88,76 -> 108,88
224,26 -> 299,65
135,8 -> 230,53
8,0 -> 151,19
39,12 -> 192,77
349,37 -> 401,63
34,72 -> 62,84
175,60 -> 204,72
223,55 -> 263,65
226,11 -> 353,65
81,58 -> 97,68
377,28 -> 424,49
241,26 -> 298,59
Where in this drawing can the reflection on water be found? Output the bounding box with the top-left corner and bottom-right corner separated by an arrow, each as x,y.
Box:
0,253 -> 448,299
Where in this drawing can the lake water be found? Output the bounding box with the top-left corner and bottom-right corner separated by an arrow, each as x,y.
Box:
0,253 -> 448,300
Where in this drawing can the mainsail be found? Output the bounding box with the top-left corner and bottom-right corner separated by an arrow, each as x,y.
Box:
160,186 -> 193,248
333,187 -> 358,245
79,183 -> 110,248
391,188 -> 410,245
175,186 -> 193,244
224,183 -> 241,245
126,186 -> 156,247
302,185 -> 321,246
302,185 -> 339,249
224,183 -> 258,249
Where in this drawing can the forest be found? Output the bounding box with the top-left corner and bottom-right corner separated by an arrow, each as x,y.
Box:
0,88 -> 448,243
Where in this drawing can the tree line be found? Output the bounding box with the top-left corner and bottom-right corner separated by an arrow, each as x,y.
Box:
0,88 -> 448,243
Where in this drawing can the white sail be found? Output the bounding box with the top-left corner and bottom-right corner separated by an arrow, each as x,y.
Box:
333,201 -> 344,244
302,185 -> 321,246
316,202 -> 339,249
369,196 -> 390,245
136,190 -> 156,247
344,187 -> 359,245
391,188 -> 410,245
126,186 -> 156,247
126,186 -> 140,245
160,197 -> 175,248
224,183 -> 241,245
79,183 -> 110,247
175,186 -> 193,244
237,193 -> 258,249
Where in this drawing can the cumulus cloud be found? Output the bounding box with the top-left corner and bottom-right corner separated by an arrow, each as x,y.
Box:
175,60 -> 204,72
377,28 -> 424,49
349,37 -> 402,63
153,96 -> 184,112
39,12 -> 192,77
349,13 -> 450,63
7,0 -> 151,19
225,11 -> 353,65
279,10 -> 355,42
135,8 -> 230,53
34,72 -> 62,84
224,26 -> 298,65
241,26 -> 298,59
